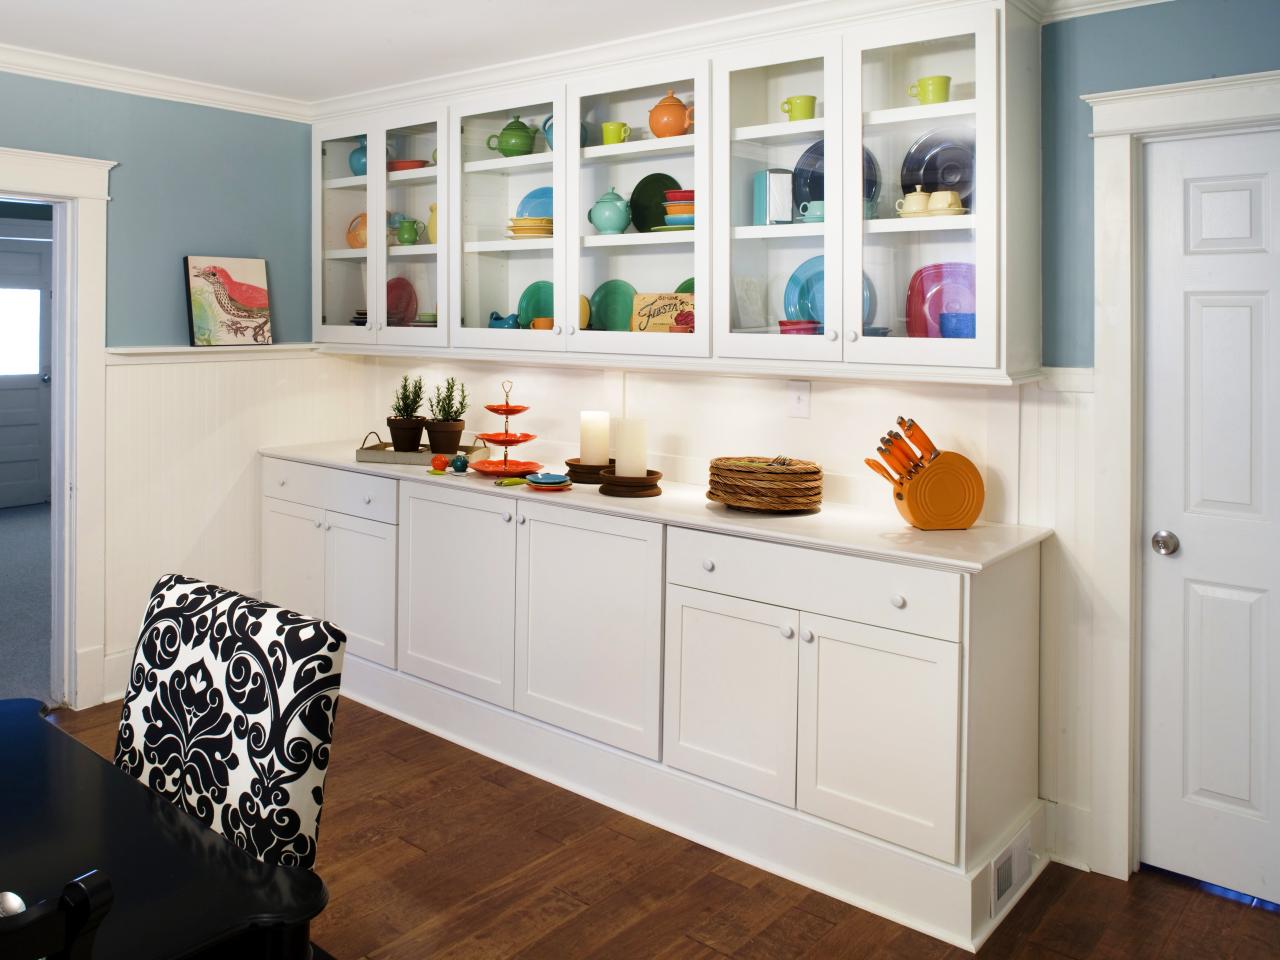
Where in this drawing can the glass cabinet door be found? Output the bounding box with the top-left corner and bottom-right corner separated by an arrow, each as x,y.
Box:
450,85 -> 565,351
566,60 -> 709,357
380,108 -> 447,347
713,37 -> 843,362
316,127 -> 377,343
846,9 -> 998,369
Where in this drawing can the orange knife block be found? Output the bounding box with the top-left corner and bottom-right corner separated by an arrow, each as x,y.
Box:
892,451 -> 985,530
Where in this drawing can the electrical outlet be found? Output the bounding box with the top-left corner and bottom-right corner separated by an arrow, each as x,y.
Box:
786,380 -> 811,419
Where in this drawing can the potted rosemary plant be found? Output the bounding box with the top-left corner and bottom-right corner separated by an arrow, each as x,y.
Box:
387,375 -> 426,452
425,377 -> 469,454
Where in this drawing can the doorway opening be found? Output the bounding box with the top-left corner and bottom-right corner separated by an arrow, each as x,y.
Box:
0,197 -> 55,702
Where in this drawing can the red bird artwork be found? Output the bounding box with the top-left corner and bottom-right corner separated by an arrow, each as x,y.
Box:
190,261 -> 273,343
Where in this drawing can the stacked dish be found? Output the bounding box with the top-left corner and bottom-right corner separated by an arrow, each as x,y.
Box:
525,472 -> 572,493
659,189 -> 695,231
508,216 -> 553,239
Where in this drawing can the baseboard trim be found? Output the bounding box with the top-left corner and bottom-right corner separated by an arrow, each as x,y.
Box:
340,655 -> 1044,951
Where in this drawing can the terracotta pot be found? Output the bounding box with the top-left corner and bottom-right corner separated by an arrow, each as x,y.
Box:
387,417 -> 426,452
425,420 -> 465,454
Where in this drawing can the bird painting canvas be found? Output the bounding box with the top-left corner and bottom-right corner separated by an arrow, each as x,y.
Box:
184,256 -> 273,346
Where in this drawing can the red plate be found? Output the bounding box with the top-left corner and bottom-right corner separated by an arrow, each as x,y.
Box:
528,483 -> 571,492
664,189 -> 695,201
778,320 -> 820,335
484,404 -> 529,416
387,159 -> 429,171
471,459 -> 541,477
476,432 -> 536,447
387,277 -> 418,326
905,262 -> 975,338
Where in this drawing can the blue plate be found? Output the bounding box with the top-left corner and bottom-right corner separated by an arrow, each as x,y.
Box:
863,147 -> 880,202
792,140 -> 824,213
901,128 -> 975,207
783,256 -> 824,326
664,214 -> 695,226
515,186 -> 553,219
862,272 -> 876,328
526,473 -> 569,485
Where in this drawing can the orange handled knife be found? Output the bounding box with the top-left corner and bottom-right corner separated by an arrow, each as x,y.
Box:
880,439 -> 914,476
865,458 -> 899,487
877,446 -> 907,480
897,417 -> 939,461
888,430 -> 923,470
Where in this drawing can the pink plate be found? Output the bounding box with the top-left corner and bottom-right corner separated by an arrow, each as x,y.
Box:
386,277 -> 418,327
905,262 -> 975,338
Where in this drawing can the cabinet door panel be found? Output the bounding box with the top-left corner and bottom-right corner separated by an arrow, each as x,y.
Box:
663,585 -> 798,805
261,496 -> 325,619
325,511 -> 396,668
515,502 -> 663,758
398,483 -> 516,707
798,612 -> 960,862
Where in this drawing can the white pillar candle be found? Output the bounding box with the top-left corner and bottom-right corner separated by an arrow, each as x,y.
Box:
614,418 -> 647,477
579,411 -> 610,466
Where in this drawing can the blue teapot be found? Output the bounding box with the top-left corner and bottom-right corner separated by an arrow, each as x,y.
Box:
542,116 -> 588,149
488,311 -> 520,329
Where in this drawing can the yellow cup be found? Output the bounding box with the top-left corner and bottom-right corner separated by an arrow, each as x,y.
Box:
601,121 -> 631,145
781,95 -> 817,121
908,75 -> 951,105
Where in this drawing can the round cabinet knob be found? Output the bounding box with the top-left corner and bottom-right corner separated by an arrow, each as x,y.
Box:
313,520 -> 322,528
517,514 -> 527,525
567,326 -> 576,336
552,325 -> 562,335
890,594 -> 907,609
501,512 -> 513,523
847,330 -> 860,343
701,559 -> 715,572
278,479 -> 286,487
325,524 -> 332,531
363,495 -> 372,504
779,625 -> 796,640
825,330 -> 838,342
800,628 -> 815,643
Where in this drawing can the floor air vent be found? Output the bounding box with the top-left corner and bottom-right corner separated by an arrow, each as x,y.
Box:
991,822 -> 1033,917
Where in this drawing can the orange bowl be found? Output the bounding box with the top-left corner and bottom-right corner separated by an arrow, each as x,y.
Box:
662,202 -> 695,216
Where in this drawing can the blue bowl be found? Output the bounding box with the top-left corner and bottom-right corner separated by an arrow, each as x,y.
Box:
526,473 -> 569,485
863,326 -> 890,337
939,312 -> 976,339
664,214 -> 695,226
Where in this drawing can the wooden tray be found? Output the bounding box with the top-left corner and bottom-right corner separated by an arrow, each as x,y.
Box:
356,432 -> 486,465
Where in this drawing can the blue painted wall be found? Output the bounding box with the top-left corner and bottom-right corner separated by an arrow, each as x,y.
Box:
0,71 -> 310,345
1043,0 -> 1280,366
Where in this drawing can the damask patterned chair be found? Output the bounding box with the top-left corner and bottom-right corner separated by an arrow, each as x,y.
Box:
114,574 -> 347,871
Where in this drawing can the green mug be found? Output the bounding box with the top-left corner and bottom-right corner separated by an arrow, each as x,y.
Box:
396,219 -> 425,245
601,121 -> 631,145
908,75 -> 951,105
781,95 -> 817,121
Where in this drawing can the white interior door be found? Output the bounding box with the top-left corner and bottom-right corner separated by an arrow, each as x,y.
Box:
0,237 -> 52,508
1142,129 -> 1280,902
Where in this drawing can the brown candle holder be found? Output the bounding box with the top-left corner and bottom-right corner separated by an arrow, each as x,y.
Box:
565,458 -> 616,485
599,467 -> 663,498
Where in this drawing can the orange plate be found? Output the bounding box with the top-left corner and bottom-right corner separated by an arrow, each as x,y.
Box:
528,483 -> 571,492
471,459 -> 541,477
476,432 -> 537,447
484,404 -> 529,416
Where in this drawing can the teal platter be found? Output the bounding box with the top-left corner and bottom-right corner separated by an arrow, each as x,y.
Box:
589,279 -> 637,331
517,280 -> 554,327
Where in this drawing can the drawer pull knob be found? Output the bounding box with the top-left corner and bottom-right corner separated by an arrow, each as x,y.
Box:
325,524 -> 332,531
278,479 -> 286,487
501,512 -> 513,523
702,559 -> 715,572
363,495 -> 372,504
890,594 -> 907,609
313,520 -> 322,529
517,514 -> 527,525
779,625 -> 795,640
800,628 -> 815,643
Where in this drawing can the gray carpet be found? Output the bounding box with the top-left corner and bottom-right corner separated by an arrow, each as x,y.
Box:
0,503 -> 52,703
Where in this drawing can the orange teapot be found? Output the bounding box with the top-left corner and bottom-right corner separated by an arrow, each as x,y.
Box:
649,89 -> 694,138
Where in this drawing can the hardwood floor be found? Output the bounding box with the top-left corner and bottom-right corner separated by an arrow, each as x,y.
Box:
52,699 -> 1280,959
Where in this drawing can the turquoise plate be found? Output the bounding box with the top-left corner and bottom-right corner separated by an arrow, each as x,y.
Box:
515,186 -> 553,219
590,279 -> 637,331
517,280 -> 554,327
783,255 -> 824,326
527,472 -> 570,485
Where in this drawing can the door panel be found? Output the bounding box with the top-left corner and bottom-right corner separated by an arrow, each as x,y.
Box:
1142,130 -> 1279,901
398,483 -> 516,707
261,497 -> 326,619
663,585 -> 798,805
325,511 -> 396,668
797,612 -> 960,862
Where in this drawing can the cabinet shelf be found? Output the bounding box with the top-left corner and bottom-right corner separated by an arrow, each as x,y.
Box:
388,166 -> 438,186
863,99 -> 977,128
323,175 -> 367,191
581,135 -> 695,164
582,232 -> 695,248
733,223 -> 824,240
864,215 -> 974,234
389,244 -> 438,257
463,153 -> 553,175
464,238 -> 553,253
324,248 -> 367,260
732,118 -> 824,144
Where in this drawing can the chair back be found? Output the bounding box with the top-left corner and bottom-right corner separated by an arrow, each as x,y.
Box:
0,870 -> 112,960
115,574 -> 346,869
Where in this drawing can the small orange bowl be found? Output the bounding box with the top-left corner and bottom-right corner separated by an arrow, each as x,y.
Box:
530,316 -> 554,330
662,202 -> 695,216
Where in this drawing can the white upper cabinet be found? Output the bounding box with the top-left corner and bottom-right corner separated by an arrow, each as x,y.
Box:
449,83 -> 568,352
566,58 -> 710,358
713,36 -> 844,362
314,121 -> 379,345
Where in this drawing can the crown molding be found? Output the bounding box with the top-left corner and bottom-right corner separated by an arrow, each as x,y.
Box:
0,40 -> 312,122
1021,0 -> 1170,23
1084,69 -> 1280,137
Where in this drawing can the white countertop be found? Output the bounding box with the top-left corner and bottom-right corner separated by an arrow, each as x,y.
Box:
260,442 -> 1051,572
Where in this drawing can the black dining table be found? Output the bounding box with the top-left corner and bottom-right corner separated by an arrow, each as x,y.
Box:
0,698 -> 328,959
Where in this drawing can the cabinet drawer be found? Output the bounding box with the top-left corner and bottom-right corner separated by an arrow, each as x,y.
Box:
667,527 -> 961,642
261,458 -> 396,524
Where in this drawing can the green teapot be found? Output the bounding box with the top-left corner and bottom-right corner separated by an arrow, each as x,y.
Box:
588,186 -> 631,235
486,116 -> 536,158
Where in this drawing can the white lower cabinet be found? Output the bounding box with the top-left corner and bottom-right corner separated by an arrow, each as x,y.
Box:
397,482 -> 517,708
663,585 -> 800,806
797,613 -> 960,862
262,495 -> 397,667
515,501 -> 663,759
